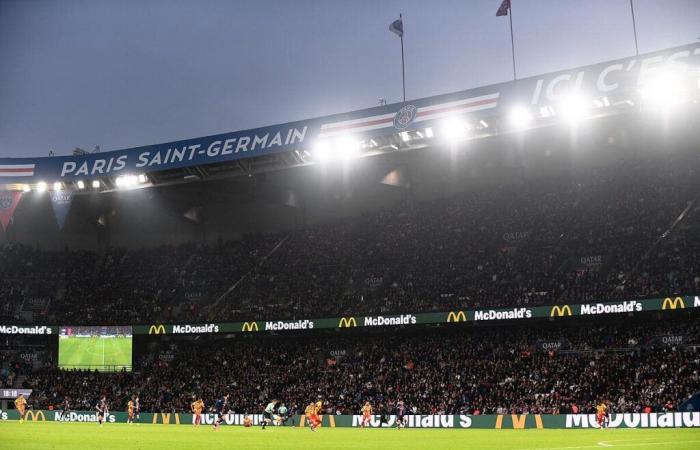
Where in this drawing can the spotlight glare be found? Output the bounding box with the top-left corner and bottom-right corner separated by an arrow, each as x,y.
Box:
639,69 -> 686,109
92,180 -> 100,189
337,136 -> 360,161
424,127 -> 434,138
558,94 -> 590,123
116,174 -> 138,188
509,106 -> 532,129
312,139 -> 331,163
76,180 -> 85,190
22,184 -> 31,193
37,181 -> 47,192
138,174 -> 147,184
439,116 -> 467,142
400,131 -> 411,142
53,182 -> 62,191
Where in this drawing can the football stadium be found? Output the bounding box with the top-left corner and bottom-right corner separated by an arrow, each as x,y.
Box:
1,1 -> 700,449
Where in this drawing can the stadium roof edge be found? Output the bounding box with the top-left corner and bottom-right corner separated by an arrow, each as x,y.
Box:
1,41 -> 699,190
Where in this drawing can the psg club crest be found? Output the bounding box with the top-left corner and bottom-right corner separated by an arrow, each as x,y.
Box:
393,104 -> 417,130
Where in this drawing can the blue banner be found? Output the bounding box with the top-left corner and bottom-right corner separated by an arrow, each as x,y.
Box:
49,190 -> 75,229
0,42 -> 699,183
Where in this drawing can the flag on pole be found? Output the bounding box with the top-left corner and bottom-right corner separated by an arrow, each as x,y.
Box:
496,0 -> 511,16
389,17 -> 403,37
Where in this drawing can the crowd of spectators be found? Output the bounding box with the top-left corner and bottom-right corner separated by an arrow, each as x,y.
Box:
3,152 -> 698,325
23,316 -> 700,415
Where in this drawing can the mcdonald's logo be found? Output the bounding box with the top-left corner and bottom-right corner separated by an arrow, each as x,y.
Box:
662,297 -> 685,310
25,411 -> 46,422
494,414 -> 543,429
550,305 -> 572,317
152,412 -> 180,425
242,322 -> 259,332
447,311 -> 467,322
148,324 -> 166,335
338,317 -> 357,328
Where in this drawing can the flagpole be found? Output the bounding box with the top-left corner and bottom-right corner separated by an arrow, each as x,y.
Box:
509,5 -> 517,80
629,0 -> 639,56
400,13 -> 406,102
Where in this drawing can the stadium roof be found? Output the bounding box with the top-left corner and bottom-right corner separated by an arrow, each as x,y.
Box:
1,41 -> 699,192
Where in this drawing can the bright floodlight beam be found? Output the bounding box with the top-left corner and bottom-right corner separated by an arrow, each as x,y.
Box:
557,94 -> 590,123
76,180 -> 85,190
53,182 -> 62,191
639,69 -> 686,110
439,116 -> 467,142
92,180 -> 100,189
337,136 -> 360,161
509,106 -> 532,130
37,181 -> 47,192
312,139 -> 331,163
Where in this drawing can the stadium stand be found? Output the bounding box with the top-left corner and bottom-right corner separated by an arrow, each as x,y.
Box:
23,315 -> 700,415
1,151 -> 699,325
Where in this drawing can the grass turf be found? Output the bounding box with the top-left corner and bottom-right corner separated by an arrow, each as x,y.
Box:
58,336 -> 132,371
1,421 -> 699,450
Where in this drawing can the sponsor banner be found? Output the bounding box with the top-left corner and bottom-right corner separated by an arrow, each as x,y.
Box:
0,191 -> 22,231
49,190 -> 75,229
536,340 -> 570,353
565,413 -> 700,429
12,296 -> 700,337
651,334 -> 687,347
0,325 -> 55,335
0,43 -> 698,182
579,255 -> 602,267
502,231 -> 530,242
2,411 -> 699,428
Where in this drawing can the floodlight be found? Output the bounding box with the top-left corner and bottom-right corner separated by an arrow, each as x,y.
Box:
22,184 -> 31,193
312,140 -> 331,163
439,116 -> 467,142
53,182 -> 62,191
138,174 -> 147,184
337,136 -> 360,161
639,69 -> 686,109
92,180 -> 100,189
509,106 -> 532,129
76,180 -> 85,190
557,94 -> 590,123
37,181 -> 47,192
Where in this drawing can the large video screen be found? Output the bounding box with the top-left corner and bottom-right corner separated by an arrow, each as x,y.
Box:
58,326 -> 132,371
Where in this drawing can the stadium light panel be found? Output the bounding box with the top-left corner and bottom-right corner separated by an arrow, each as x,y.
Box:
438,116 -> 467,142
312,139 -> 331,163
509,106 -> 532,129
337,136 -> 360,161
92,180 -> 101,189
53,182 -> 62,191
37,181 -> 47,192
424,127 -> 434,138
76,180 -> 85,190
639,69 -> 686,110
557,94 -> 590,123
116,175 -> 138,188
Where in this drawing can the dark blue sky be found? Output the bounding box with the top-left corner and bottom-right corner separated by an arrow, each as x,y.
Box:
1,0 -> 698,158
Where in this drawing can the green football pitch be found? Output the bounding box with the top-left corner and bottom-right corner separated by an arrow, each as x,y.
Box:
1,421 -> 699,450
58,336 -> 132,371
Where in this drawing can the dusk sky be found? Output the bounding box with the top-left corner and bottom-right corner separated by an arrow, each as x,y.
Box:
1,0 -> 698,158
